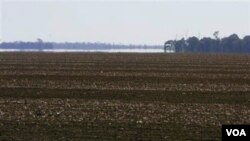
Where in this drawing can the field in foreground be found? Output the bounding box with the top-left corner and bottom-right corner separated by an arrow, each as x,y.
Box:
0,53 -> 249,141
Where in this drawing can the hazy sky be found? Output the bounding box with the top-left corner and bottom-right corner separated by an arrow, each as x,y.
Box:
1,0 -> 250,45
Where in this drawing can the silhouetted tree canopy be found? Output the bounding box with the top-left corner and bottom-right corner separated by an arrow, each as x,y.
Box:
166,33 -> 250,53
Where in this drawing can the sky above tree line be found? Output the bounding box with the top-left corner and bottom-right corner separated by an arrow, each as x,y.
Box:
0,0 -> 249,45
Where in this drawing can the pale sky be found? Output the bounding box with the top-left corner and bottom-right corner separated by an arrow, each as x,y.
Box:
1,0 -> 250,45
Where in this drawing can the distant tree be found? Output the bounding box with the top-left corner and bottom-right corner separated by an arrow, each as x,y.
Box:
186,36 -> 200,52
37,38 -> 43,51
213,31 -> 220,40
220,34 -> 241,52
174,38 -> 187,53
242,36 -> 250,52
164,40 -> 175,52
200,37 -> 216,52
37,38 -> 43,43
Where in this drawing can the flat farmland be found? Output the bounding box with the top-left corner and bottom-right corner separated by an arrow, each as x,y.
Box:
0,53 -> 249,141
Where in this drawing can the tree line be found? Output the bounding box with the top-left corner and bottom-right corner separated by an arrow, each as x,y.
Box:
0,39 -> 161,50
0,40 -> 53,50
165,33 -> 250,53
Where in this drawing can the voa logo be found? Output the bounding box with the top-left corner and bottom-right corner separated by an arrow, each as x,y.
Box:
226,129 -> 246,136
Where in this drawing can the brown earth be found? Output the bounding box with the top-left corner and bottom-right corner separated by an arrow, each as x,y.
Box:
0,52 -> 249,141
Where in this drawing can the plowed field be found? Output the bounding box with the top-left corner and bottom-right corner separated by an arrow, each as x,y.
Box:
0,53 -> 249,140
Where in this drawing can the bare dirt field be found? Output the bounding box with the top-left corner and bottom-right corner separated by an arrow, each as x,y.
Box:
0,53 -> 249,140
